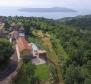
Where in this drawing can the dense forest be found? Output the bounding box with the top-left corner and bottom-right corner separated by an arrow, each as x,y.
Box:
1,15 -> 91,84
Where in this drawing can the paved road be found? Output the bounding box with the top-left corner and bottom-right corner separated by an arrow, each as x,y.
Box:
0,52 -> 18,84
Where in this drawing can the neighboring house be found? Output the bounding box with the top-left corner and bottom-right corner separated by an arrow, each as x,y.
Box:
38,50 -> 47,59
31,43 -> 47,59
18,26 -> 25,33
0,17 -> 6,23
18,26 -> 25,37
9,31 -> 19,43
16,37 -> 32,60
30,43 -> 47,65
10,23 -> 17,30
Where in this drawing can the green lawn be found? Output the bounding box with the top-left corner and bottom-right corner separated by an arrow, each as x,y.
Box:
35,64 -> 49,80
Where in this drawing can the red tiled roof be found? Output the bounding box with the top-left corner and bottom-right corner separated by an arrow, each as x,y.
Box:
17,37 -> 31,52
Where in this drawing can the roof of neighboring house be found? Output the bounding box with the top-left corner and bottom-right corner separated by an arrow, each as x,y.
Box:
17,37 -> 32,52
10,31 -> 19,39
19,26 -> 25,31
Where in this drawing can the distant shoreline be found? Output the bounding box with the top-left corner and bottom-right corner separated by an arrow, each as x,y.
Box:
19,7 -> 77,13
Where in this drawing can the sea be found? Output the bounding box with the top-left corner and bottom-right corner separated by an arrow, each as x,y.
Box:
0,7 -> 91,19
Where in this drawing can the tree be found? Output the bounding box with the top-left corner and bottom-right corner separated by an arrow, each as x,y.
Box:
0,38 -> 14,68
4,22 -> 10,31
64,65 -> 84,84
14,61 -> 36,84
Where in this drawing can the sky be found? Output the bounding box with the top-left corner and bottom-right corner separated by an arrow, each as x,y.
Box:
0,0 -> 90,10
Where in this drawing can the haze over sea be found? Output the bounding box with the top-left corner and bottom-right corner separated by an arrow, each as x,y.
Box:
0,7 -> 91,19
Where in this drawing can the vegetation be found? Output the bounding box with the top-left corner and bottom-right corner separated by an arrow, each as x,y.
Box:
0,38 -> 14,69
14,62 -> 49,84
58,20 -> 91,84
35,64 -> 49,80
14,61 -> 36,84
1,15 -> 91,84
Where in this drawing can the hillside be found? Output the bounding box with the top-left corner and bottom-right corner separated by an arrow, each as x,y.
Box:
0,15 -> 91,84
58,15 -> 91,30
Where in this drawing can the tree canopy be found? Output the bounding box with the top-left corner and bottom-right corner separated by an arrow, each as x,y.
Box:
0,38 -> 14,69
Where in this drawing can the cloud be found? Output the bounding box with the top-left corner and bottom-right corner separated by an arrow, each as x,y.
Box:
0,0 -> 90,10
0,0 -> 30,7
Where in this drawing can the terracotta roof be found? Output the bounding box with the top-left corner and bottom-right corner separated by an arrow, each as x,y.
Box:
17,37 -> 31,52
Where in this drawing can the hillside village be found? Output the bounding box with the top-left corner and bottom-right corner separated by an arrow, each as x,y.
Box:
0,19 -> 47,64
0,19 -> 51,84
0,15 -> 91,84
9,26 -> 47,65
0,17 -> 65,84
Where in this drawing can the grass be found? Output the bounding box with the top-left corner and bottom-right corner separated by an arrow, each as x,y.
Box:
35,64 -> 49,80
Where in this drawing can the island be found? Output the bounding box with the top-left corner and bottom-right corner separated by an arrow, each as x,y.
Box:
19,7 -> 77,12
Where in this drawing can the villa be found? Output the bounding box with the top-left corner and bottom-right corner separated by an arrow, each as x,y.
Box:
16,37 -> 47,64
16,37 -> 32,61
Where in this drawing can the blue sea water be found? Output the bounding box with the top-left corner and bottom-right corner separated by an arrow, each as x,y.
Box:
0,7 -> 91,19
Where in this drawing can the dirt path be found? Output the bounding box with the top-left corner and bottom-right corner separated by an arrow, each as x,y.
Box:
41,37 -> 64,84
